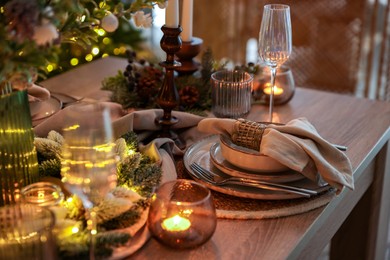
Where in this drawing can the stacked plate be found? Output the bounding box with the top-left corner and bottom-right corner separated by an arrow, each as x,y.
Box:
30,96 -> 62,126
183,135 -> 329,200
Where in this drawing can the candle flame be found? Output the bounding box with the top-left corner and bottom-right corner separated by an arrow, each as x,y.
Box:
263,84 -> 284,95
161,215 -> 191,232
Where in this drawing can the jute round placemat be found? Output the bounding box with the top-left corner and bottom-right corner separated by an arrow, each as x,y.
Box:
176,160 -> 335,220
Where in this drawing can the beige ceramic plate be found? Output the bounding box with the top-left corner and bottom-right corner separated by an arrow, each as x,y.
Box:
109,209 -> 151,259
219,135 -> 289,173
210,143 -> 304,183
183,135 -> 327,200
31,96 -> 62,121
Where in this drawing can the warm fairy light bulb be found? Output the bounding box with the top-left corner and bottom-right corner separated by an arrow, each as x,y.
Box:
102,37 -> 111,44
70,58 -> 79,66
46,64 -> 54,72
72,226 -> 79,233
85,54 -> 93,62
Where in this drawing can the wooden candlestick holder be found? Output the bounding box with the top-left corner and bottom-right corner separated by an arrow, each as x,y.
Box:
175,37 -> 203,76
154,25 -> 185,149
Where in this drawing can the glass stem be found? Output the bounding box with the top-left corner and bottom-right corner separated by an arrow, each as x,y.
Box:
269,67 -> 277,122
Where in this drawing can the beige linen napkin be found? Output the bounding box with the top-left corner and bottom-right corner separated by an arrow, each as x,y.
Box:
198,117 -> 354,193
33,101 -> 126,137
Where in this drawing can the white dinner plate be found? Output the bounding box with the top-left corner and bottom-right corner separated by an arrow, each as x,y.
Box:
183,135 -> 329,200
210,142 -> 304,183
31,96 -> 62,122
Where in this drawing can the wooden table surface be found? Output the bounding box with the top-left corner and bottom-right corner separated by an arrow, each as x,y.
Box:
40,57 -> 390,260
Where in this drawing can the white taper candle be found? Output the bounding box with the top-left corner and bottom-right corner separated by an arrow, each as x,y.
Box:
181,0 -> 193,41
165,0 -> 179,28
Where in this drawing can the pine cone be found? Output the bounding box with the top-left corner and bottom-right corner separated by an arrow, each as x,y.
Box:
4,0 -> 40,42
179,86 -> 200,107
136,76 -> 159,100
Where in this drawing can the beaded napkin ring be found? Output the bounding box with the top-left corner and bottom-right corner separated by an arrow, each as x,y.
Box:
231,119 -> 267,151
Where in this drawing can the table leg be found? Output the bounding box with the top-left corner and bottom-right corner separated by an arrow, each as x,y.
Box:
330,141 -> 390,259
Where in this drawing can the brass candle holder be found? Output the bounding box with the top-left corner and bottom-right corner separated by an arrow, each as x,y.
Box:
155,25 -> 185,149
175,37 -> 203,76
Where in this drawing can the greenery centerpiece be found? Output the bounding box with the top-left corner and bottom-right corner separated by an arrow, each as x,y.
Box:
35,130 -> 162,258
102,49 -> 262,113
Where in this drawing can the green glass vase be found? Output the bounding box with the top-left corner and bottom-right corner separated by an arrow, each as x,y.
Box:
0,90 -> 39,206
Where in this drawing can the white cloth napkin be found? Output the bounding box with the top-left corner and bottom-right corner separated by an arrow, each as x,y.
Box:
198,117 -> 354,193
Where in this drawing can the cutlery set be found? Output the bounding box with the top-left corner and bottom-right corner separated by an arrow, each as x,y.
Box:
190,162 -> 320,198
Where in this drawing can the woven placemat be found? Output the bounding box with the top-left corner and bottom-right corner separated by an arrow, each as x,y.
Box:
176,159 -> 335,220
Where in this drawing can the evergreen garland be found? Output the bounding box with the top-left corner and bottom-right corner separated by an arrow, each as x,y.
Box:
101,48 -> 219,112
34,130 -> 162,258
101,48 -> 264,113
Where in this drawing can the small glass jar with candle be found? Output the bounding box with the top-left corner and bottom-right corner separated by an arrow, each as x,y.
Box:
147,179 -> 217,249
21,181 -> 64,207
0,204 -> 57,259
253,66 -> 295,105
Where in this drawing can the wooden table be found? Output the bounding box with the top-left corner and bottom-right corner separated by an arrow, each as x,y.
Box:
40,57 -> 390,260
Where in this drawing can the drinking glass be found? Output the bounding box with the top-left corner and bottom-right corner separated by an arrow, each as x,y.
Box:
211,70 -> 253,119
258,4 -> 292,122
60,102 -> 117,259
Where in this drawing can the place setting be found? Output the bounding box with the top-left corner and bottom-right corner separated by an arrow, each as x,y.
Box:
184,134 -> 330,201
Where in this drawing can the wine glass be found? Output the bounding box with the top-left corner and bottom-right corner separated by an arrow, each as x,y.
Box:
60,102 -> 117,259
258,4 -> 292,122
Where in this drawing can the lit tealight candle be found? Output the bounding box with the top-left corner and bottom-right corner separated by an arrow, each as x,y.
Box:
161,215 -> 191,232
263,83 -> 284,96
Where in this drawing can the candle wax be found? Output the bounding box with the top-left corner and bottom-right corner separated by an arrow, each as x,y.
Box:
161,215 -> 191,232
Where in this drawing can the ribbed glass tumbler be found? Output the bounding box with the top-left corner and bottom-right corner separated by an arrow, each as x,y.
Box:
211,70 -> 253,118
0,90 -> 39,206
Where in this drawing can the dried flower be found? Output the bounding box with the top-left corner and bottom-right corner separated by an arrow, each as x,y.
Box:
32,20 -> 59,46
158,1 -> 168,9
133,11 -> 153,28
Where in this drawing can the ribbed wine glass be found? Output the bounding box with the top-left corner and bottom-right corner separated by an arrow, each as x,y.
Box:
61,102 -> 117,259
258,4 -> 292,122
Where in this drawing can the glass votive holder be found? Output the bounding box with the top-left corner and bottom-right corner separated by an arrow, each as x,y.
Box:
0,204 -> 57,259
21,181 -> 64,207
211,70 -> 253,118
147,179 -> 217,249
252,65 -> 295,105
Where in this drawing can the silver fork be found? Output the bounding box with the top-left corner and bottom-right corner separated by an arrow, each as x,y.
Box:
190,162 -> 317,197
